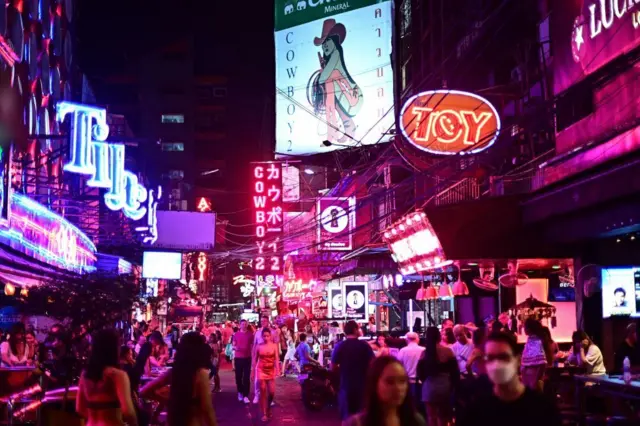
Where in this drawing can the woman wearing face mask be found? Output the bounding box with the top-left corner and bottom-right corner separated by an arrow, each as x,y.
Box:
459,332 -> 561,426
343,356 -> 425,426
567,330 -> 606,375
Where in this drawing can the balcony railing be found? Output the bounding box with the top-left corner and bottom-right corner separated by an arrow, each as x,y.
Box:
433,178 -> 480,206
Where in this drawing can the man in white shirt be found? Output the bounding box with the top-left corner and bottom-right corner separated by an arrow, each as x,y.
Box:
397,332 -> 425,407
451,324 -> 474,373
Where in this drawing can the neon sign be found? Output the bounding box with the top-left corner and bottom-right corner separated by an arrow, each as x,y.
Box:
252,162 -> 284,287
196,197 -> 212,212
0,193 -> 96,273
282,279 -> 315,301
317,197 -> 355,251
197,252 -> 207,281
382,211 -> 451,274
399,90 -> 500,156
233,275 -> 256,298
56,102 -> 159,234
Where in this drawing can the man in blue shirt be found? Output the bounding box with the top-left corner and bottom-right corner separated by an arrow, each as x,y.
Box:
331,320 -> 374,420
296,333 -> 320,369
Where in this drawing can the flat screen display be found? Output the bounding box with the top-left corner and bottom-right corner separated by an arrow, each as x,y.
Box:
602,267 -> 640,318
142,251 -> 182,280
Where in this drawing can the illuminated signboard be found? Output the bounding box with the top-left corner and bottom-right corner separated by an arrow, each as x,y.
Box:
252,162 -> 284,292
554,0 -> 640,95
399,90 -> 501,156
233,275 -> 256,298
317,197 -> 355,251
382,211 -> 451,275
56,102 -> 160,244
282,279 -> 316,301
274,0 -> 394,156
0,193 -> 97,273
196,197 -> 212,212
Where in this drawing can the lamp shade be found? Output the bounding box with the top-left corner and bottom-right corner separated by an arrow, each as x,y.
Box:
452,280 -> 469,296
426,286 -> 438,300
416,286 -> 426,301
439,283 -> 453,299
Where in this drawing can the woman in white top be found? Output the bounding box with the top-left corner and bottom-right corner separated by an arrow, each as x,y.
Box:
0,323 -> 29,367
567,330 -> 606,375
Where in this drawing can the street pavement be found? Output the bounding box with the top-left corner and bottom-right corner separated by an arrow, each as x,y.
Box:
213,365 -> 341,426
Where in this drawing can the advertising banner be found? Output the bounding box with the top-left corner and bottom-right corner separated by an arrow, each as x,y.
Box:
317,197 -> 355,251
328,287 -> 344,318
275,0 -> 394,156
552,0 -> 640,95
343,282 -> 368,321
252,162 -> 284,291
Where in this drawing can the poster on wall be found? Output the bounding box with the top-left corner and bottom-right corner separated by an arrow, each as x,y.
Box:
317,197 -> 355,251
343,282 -> 368,321
552,0 -> 640,95
274,0 -> 395,156
328,287 -> 344,318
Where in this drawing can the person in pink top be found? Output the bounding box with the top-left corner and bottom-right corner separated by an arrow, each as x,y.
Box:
232,320 -> 254,403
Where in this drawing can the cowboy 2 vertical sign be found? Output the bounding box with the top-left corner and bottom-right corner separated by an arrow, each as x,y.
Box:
275,0 -> 395,156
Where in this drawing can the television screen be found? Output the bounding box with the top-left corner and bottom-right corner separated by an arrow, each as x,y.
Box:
548,275 -> 576,302
601,267 -> 640,318
142,252 -> 182,280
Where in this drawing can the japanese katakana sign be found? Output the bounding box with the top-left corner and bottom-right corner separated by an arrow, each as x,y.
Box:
252,162 -> 284,291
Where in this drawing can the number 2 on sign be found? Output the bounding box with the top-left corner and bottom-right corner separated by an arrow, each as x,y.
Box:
255,257 -> 265,271
270,257 -> 280,272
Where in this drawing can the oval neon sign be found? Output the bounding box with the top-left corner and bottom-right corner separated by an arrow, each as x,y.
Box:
399,90 -> 501,156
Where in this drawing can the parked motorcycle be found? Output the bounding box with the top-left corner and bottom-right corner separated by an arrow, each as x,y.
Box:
299,364 -> 338,411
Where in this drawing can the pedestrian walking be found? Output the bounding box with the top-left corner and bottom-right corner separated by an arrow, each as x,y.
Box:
343,355 -> 425,426
331,320 -> 375,420
253,328 -> 280,421
397,332 -> 425,414
232,319 -> 254,403
252,316 -> 280,404
458,331 -> 560,426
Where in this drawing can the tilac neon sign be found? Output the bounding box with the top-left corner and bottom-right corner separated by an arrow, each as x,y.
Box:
56,102 -> 160,244
56,102 -> 149,220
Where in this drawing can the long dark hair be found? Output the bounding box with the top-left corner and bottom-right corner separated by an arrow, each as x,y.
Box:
310,34 -> 356,114
421,326 -> 441,378
85,329 -> 119,382
8,323 -> 25,355
168,332 -> 210,426
362,356 -> 416,426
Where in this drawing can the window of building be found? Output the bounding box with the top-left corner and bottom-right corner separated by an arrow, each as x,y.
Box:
196,86 -> 212,101
161,142 -> 185,152
555,82 -> 594,132
161,114 -> 184,124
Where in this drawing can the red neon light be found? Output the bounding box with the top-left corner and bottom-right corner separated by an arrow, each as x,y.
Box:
252,162 -> 284,286
196,197 -> 211,212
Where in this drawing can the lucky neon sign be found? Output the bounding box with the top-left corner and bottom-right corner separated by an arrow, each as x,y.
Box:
399,90 -> 500,156
56,102 -> 151,221
252,162 -> 284,286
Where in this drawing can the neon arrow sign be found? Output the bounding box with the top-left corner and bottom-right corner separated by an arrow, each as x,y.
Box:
56,102 -> 148,221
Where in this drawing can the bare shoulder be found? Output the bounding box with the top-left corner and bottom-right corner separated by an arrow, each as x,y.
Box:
105,367 -> 129,383
439,345 -> 455,358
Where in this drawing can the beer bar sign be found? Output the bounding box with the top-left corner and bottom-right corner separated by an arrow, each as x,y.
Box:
317,197 -> 355,251
252,162 -> 284,290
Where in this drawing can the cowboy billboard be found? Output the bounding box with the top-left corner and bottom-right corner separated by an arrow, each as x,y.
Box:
275,0 -> 394,156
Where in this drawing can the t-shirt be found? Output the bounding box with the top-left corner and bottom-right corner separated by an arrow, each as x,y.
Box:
451,341 -> 474,372
233,331 -> 253,358
296,342 -> 312,367
614,340 -> 640,373
459,388 -> 561,426
331,338 -> 374,392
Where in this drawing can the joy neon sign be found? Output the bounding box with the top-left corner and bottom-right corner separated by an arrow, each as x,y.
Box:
56,102 -> 153,221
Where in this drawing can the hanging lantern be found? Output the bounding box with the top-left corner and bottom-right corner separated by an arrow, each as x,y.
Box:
20,287 -> 28,297
426,286 -> 439,300
438,282 -> 453,299
4,283 -> 15,296
452,281 -> 469,296
416,282 -> 427,301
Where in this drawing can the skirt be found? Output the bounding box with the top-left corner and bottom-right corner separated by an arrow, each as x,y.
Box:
284,348 -> 297,362
422,373 -> 452,404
